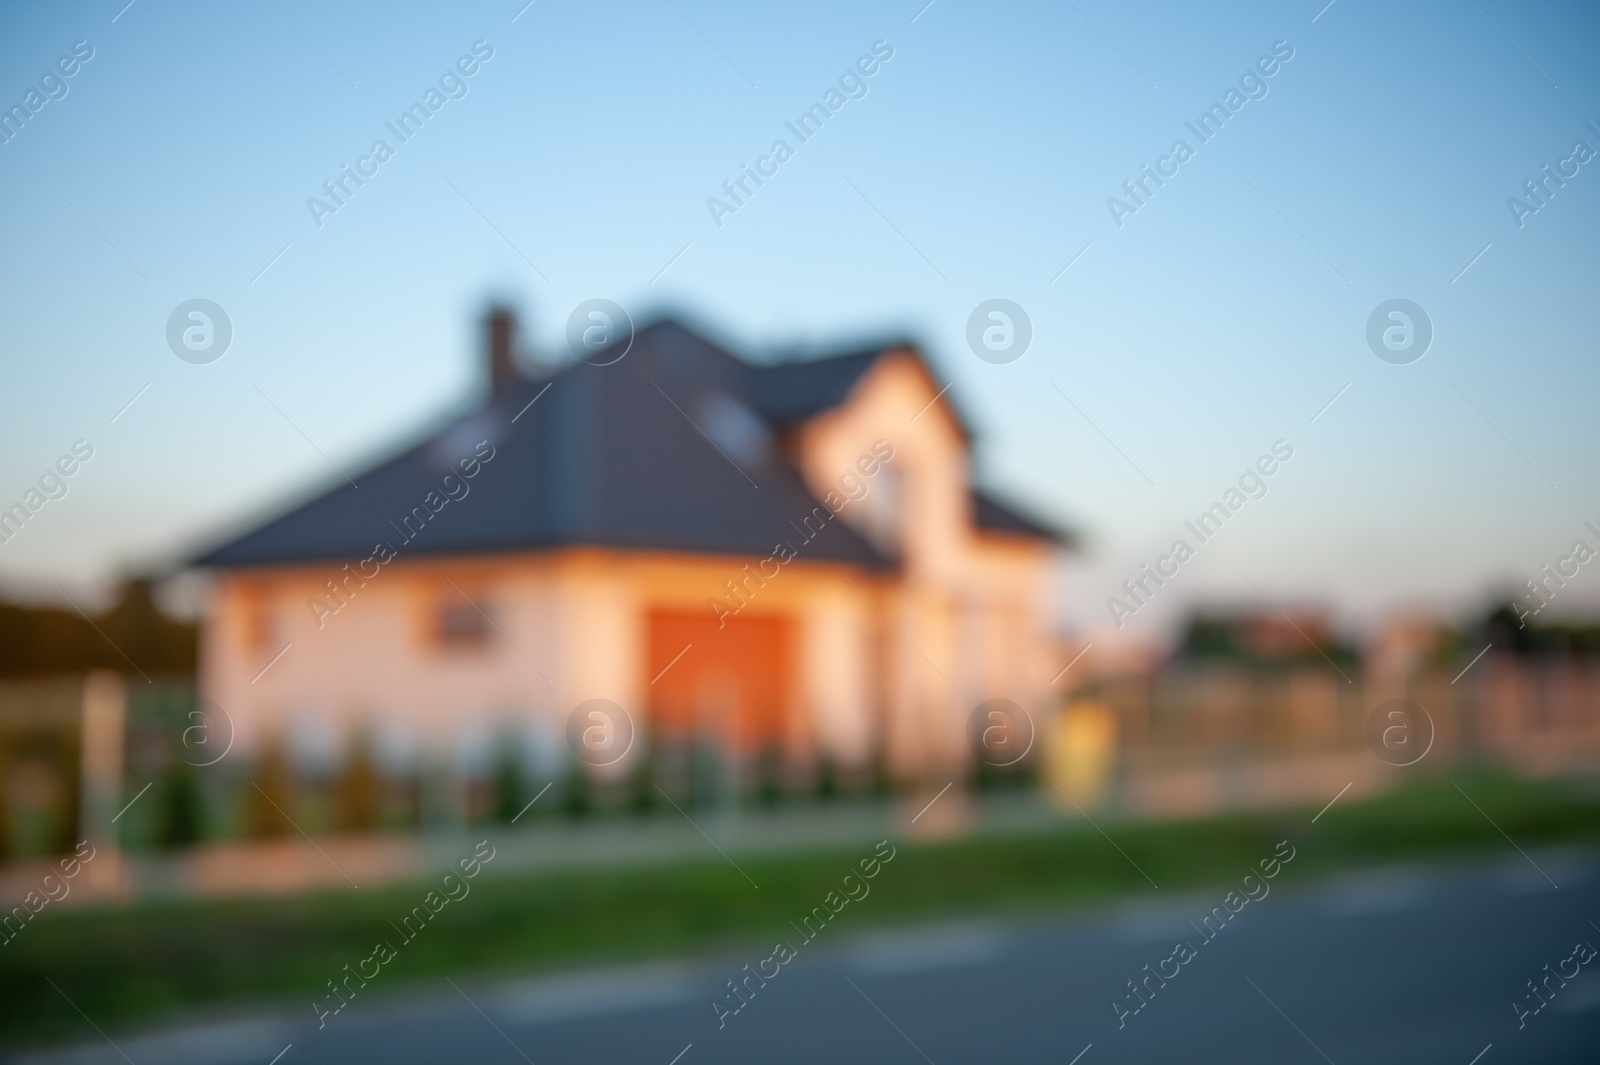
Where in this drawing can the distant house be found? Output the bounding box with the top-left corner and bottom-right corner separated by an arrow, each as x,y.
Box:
194,311 -> 1069,796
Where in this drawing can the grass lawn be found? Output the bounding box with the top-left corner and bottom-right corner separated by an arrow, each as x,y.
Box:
4,768 -> 1598,1046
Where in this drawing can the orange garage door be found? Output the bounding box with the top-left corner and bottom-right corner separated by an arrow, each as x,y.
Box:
645,607 -> 793,754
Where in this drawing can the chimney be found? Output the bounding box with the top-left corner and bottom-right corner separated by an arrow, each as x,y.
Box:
485,306 -> 519,393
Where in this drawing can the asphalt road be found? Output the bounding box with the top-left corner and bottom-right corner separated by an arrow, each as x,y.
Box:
19,847 -> 1600,1065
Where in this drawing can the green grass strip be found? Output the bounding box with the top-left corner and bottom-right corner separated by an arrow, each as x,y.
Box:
4,768 -> 1596,1045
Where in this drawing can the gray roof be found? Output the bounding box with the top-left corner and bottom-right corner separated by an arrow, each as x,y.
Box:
971,488 -> 1072,544
194,320 -> 1066,569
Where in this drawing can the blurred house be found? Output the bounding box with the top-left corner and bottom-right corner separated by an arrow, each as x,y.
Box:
193,311 -> 1069,796
1364,613 -> 1457,683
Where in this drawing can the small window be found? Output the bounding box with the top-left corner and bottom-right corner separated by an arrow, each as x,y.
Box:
698,393 -> 771,467
865,467 -> 902,553
242,583 -> 276,650
437,599 -> 491,648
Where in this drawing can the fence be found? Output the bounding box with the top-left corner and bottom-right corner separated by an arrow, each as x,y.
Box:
4,652 -> 1600,864
1048,654 -> 1600,815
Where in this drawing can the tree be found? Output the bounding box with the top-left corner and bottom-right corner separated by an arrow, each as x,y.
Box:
333,732 -> 382,832
244,738 -> 296,838
156,762 -> 203,849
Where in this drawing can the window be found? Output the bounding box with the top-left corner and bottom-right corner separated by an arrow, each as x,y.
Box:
242,582 -> 276,650
864,466 -> 902,554
437,598 -> 491,648
698,393 -> 772,467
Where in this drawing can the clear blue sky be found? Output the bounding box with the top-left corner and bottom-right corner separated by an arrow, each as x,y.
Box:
1,0 -> 1596,641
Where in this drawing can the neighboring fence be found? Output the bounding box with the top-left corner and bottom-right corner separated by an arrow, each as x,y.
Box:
1048,654 -> 1600,816
0,673 -> 129,862
0,677 -> 84,858
0,674 -> 213,861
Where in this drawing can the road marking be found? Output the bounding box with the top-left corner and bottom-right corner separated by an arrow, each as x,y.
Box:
447,977 -> 535,1064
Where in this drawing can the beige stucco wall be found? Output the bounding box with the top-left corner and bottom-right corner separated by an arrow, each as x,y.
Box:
202,549 -> 893,772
